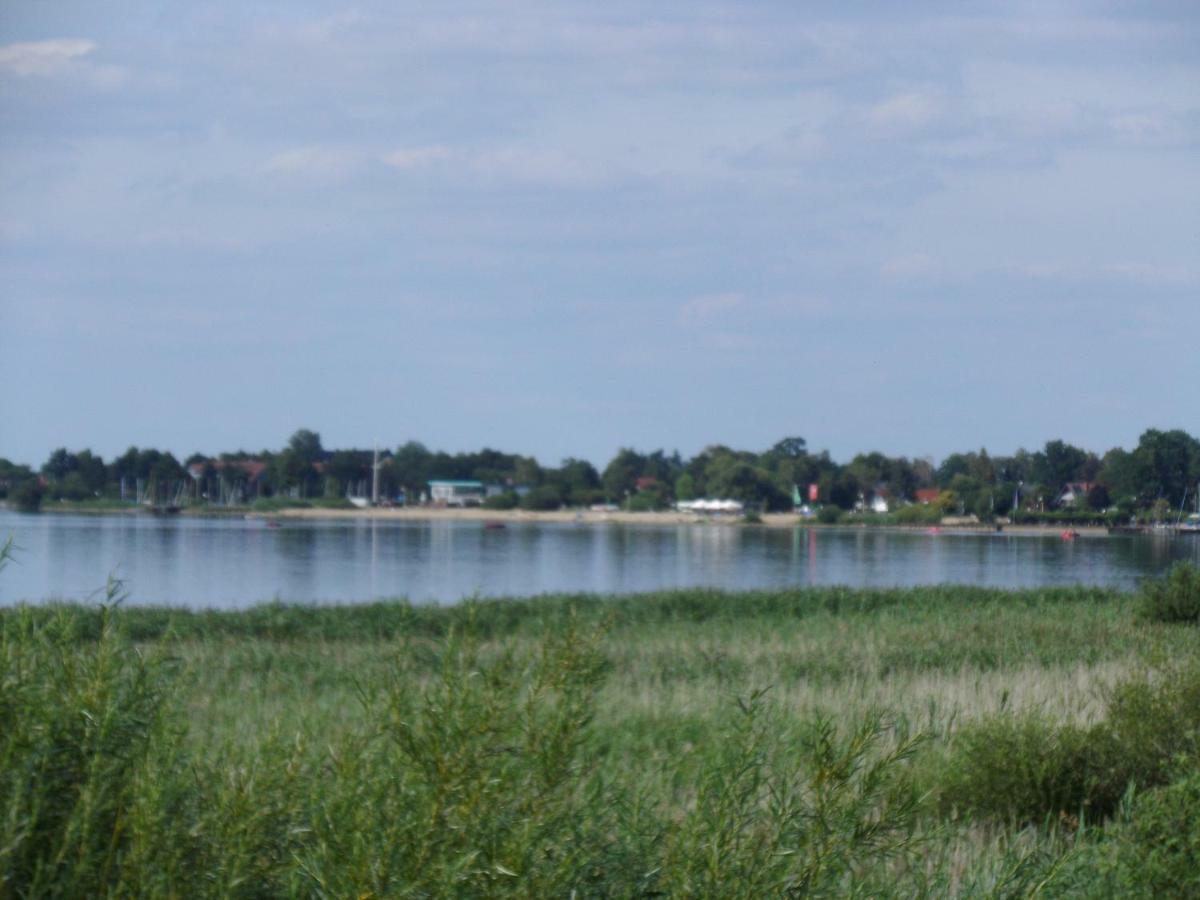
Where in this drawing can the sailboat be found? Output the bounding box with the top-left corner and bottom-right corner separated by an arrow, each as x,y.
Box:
1177,484 -> 1200,535
347,445 -> 384,509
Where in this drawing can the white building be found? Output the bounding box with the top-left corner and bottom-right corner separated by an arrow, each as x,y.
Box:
429,480 -> 486,507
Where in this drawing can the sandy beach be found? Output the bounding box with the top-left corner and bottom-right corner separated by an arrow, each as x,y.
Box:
265,505 -> 1111,537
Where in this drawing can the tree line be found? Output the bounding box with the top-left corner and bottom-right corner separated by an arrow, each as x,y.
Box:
2,428 -> 1199,519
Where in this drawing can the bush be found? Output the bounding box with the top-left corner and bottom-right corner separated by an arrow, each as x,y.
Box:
1104,772 -> 1200,896
625,491 -> 665,512
894,504 -> 943,525
483,492 -> 518,510
938,714 -> 1123,824
817,505 -> 842,524
658,703 -> 926,897
940,665 -> 1200,825
12,479 -> 43,512
0,601 -> 173,896
519,485 -> 563,511
1138,562 -> 1200,624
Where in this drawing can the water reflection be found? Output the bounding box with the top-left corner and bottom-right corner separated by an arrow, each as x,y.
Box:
3,510 -> 1200,608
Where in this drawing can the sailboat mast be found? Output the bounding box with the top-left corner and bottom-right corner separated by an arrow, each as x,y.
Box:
371,443 -> 380,506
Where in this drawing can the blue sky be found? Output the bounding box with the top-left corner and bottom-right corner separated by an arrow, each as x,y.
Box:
1,2 -> 1197,468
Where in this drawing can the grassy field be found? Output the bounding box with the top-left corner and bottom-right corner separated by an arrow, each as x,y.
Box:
3,563 -> 1200,897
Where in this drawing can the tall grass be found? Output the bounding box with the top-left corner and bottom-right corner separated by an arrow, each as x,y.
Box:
1,573 -> 1198,894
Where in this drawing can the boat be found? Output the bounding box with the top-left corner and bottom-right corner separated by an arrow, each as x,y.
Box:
1175,485 -> 1200,534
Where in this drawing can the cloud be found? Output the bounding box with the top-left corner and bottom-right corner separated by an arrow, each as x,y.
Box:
383,143 -> 615,188
881,254 -> 940,280
679,292 -> 744,322
867,92 -> 941,135
1104,262 -> 1195,287
380,145 -> 453,170
703,332 -> 756,353
0,39 -> 96,77
264,145 -> 365,178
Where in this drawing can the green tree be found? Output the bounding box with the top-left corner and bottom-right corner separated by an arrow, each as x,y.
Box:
1031,440 -> 1089,489
13,479 -> 44,512
602,448 -> 644,501
41,448 -> 77,482
675,472 -> 696,501
287,429 -> 324,465
1129,429 -> 1200,509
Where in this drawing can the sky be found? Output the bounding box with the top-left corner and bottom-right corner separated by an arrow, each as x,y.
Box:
1,1 -> 1197,469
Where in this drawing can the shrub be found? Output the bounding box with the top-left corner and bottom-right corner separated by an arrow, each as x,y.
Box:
940,665 -> 1200,825
894,504 -> 943,525
938,714 -> 1123,824
1138,562 -> 1200,624
483,492 -> 518,510
658,702 -> 926,897
626,491 -> 666,512
0,598 -> 174,896
817,505 -> 842,524
1105,772 -> 1200,896
12,479 -> 43,512
519,485 -> 562,511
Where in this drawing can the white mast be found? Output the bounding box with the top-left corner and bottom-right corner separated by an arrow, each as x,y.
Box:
371,443 -> 381,506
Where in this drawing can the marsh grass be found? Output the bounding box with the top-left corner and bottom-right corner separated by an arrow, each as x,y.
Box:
1137,561 -> 1200,624
1,578 -> 1198,895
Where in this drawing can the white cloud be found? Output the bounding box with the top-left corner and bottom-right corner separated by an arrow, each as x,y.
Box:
868,92 -> 941,135
679,292 -> 744,322
704,332 -> 756,353
381,145 -> 453,170
881,254 -> 940,280
0,38 -> 96,77
383,143 -> 614,188
264,145 -> 365,178
1104,262 -> 1195,287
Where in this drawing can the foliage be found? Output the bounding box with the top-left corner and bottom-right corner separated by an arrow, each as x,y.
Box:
817,505 -> 842,524
0,592 -> 172,896
1137,562 -> 1200,624
482,492 -> 518,510
0,591 -> 952,897
519,485 -> 563,511
894,503 -> 944,525
657,702 -> 925,898
12,479 -> 44,512
1101,772 -> 1200,896
939,661 -> 1200,826
12,426 -> 1200,517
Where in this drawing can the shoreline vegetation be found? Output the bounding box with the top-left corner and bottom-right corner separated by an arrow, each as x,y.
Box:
18,499 -> 1121,536
6,427 -> 1200,528
4,563 -> 1200,895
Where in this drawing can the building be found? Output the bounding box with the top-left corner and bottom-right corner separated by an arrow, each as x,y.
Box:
429,479 -> 486,507
1057,482 -> 1094,507
914,488 -> 941,505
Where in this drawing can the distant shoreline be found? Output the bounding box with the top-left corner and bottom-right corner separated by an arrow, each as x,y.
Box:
11,501 -> 1112,536
264,505 -> 1112,537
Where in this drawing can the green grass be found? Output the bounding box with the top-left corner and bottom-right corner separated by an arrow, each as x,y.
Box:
3,574 -> 1200,896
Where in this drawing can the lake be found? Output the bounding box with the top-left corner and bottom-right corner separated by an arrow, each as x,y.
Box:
1,511 -> 1198,608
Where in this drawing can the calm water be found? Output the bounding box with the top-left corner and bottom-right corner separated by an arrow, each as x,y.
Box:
2,511 -> 1198,608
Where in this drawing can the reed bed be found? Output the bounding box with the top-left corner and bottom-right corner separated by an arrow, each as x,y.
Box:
3,571 -> 1199,897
